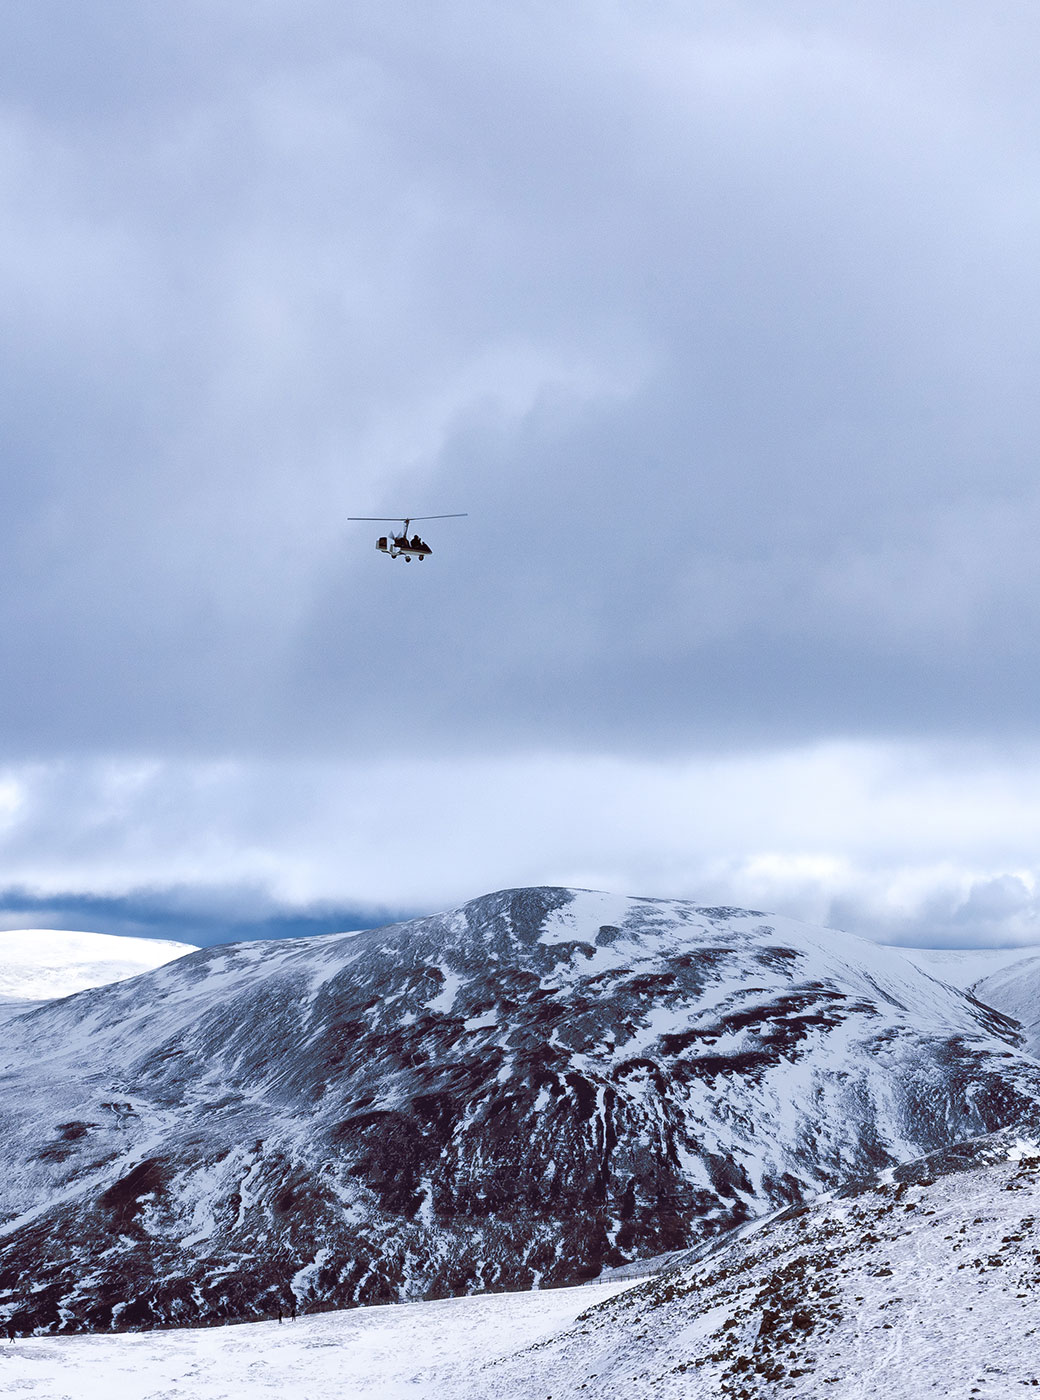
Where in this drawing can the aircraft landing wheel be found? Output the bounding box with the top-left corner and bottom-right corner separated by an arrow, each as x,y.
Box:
419,554 -> 425,561
405,555 -> 411,562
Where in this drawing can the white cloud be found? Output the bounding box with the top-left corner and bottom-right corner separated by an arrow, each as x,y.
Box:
3,741 -> 1040,947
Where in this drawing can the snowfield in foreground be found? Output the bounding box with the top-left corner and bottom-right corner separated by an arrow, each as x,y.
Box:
0,1279 -> 635,1399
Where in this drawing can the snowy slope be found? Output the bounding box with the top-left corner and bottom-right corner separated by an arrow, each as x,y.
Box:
900,943 -> 1040,990
0,929 -> 195,1000
903,944 -> 1040,1057
1,887 -> 1039,1335
460,1125 -> 1040,1400
973,956 -> 1040,1057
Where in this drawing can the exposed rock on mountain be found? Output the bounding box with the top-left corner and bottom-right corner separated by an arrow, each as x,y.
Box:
0,887 -> 1039,1334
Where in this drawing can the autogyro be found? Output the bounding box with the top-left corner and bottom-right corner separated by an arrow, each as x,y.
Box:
348,514 -> 467,561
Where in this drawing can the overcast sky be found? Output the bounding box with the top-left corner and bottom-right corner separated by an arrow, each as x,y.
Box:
3,1 -> 1040,948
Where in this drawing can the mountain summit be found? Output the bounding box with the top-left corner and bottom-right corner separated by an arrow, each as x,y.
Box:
0,887 -> 1038,1334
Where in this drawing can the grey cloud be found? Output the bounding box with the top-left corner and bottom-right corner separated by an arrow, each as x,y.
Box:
2,3 -> 1040,762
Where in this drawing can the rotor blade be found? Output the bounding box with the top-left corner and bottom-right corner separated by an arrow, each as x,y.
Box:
347,517 -> 404,522
405,514 -> 468,521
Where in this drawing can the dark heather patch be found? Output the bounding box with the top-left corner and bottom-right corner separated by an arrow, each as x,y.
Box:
36,1145 -> 73,1163
98,1158 -> 166,1233
696,907 -> 768,920
755,947 -> 801,972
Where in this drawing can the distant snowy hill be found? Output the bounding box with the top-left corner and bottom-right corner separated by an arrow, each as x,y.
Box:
900,945 -> 1040,1057
1,887 -> 1040,1335
973,956 -> 1040,1057
0,929 -> 195,1000
900,943 -> 1040,990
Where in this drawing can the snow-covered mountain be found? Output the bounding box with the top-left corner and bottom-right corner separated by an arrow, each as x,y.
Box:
0,929 -> 195,1001
1,887 -> 1039,1335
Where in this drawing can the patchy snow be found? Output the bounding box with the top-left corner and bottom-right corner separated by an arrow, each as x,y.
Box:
463,1010 -> 499,1031
0,929 -> 195,1000
427,966 -> 463,1014
3,890 -> 1040,1393
3,886 -> 1040,1336
290,1250 -> 331,1304
537,890 -> 642,946
9,1130 -> 1040,1398
0,1280 -> 635,1399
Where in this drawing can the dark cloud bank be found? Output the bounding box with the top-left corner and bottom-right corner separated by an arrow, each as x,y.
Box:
0,884 -> 411,948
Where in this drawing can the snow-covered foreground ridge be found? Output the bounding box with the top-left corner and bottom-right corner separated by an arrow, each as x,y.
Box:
1,886 -> 1040,1336
455,1124 -> 1040,1400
